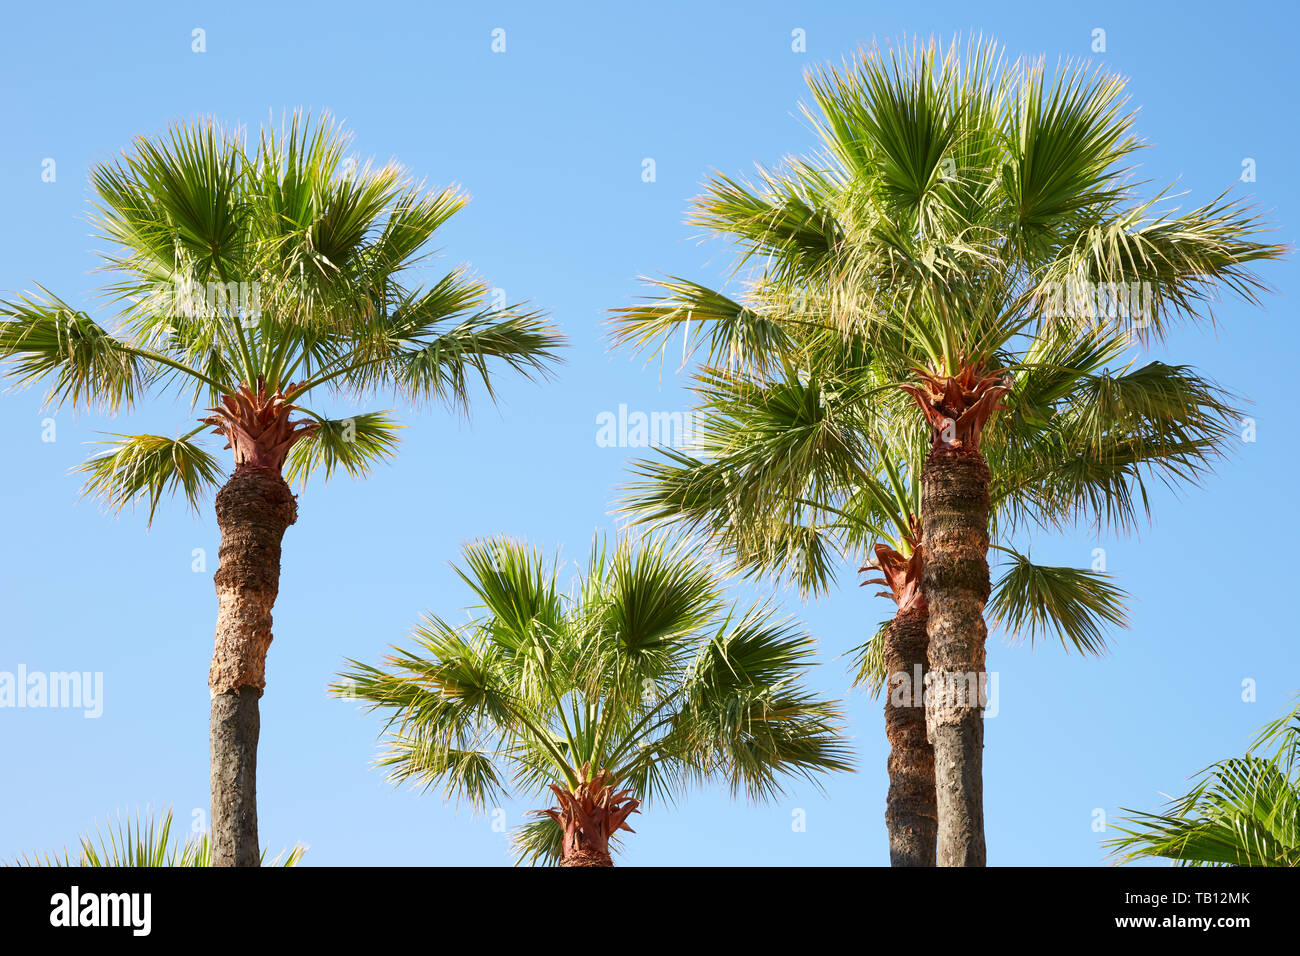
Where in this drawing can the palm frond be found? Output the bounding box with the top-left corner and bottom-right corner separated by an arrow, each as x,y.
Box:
849,618 -> 891,697
378,731 -> 509,813
383,307 -> 565,413
0,292 -> 141,413
988,547 -> 1128,655
75,432 -> 224,526
510,814 -> 565,867
283,410 -> 402,485
1106,695 -> 1300,867
610,277 -> 794,372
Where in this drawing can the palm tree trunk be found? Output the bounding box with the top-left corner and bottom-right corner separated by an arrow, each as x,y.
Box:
208,468 -> 297,867
559,849 -> 615,867
921,448 -> 990,867
883,606 -> 937,866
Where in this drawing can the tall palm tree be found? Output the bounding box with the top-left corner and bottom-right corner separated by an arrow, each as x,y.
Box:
0,115 -> 564,866
331,535 -> 852,866
1106,695 -> 1300,867
611,37 -> 1281,864
8,807 -> 305,866
616,314 -> 1230,865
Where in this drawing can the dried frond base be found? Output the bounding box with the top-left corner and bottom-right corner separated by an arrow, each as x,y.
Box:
203,376 -> 317,474
860,516 -> 925,614
537,763 -> 641,867
900,363 -> 1012,454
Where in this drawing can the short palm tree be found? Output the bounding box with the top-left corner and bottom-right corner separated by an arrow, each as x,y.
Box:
617,314 -> 1231,865
8,807 -> 304,866
331,535 -> 852,866
612,37 -> 1283,864
1106,695 -> 1300,867
0,114 -> 564,865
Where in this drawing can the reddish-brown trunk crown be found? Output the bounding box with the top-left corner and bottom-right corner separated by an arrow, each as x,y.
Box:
899,362 -> 1012,454
538,764 -> 640,868
861,516 -> 926,615
203,377 -> 317,474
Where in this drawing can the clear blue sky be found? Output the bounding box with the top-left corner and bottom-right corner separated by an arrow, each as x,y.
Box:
1,0 -> 1295,866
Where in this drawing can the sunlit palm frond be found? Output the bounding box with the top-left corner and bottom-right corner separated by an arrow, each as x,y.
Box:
0,291 -> 142,413
1037,192 -> 1287,345
987,547 -> 1128,655
849,618 -> 892,697
75,432 -> 224,526
383,307 -> 565,413
510,814 -> 565,867
377,731 -> 509,813
283,410 -> 402,485
610,277 -> 793,372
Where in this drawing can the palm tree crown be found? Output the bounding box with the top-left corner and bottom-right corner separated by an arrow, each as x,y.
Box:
0,113 -> 565,867
609,35 -> 1281,866
332,535 -> 852,865
616,317 -> 1232,661
0,113 -> 563,516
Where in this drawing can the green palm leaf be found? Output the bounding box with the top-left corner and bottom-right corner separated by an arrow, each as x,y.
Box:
284,411 -> 402,485
987,547 -> 1128,655
1106,696 -> 1300,866
76,432 -> 224,525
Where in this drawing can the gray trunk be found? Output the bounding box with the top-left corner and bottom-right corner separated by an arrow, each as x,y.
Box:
209,688 -> 261,866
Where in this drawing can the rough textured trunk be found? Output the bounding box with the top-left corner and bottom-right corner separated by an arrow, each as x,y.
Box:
559,848 -> 614,868
882,606 -> 937,866
901,361 -> 1008,868
864,527 -> 936,866
921,448 -> 990,867
201,379 -> 313,868
208,468 -> 297,867
539,764 -> 639,868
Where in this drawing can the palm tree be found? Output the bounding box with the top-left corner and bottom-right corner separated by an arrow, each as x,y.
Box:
1106,695 -> 1300,867
616,313 -> 1230,865
331,535 -> 852,866
631,419 -> 944,867
0,114 -> 564,866
611,37 -> 1284,864
8,807 -> 305,866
